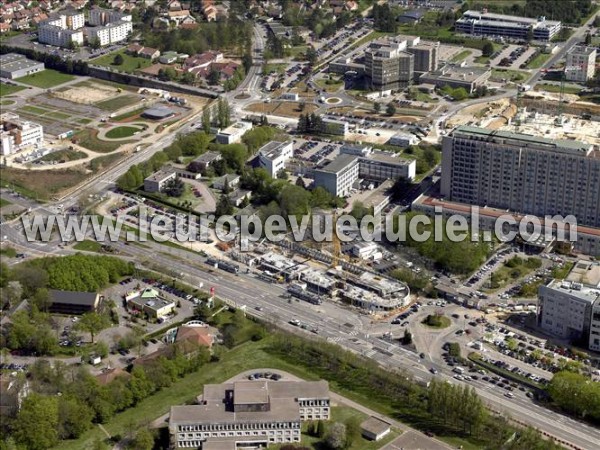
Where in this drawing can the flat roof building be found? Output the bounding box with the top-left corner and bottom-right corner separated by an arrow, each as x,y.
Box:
388,132 -> 419,148
455,10 -> 562,41
215,121 -> 253,145
419,64 -> 491,93
1,113 -> 44,156
48,290 -> 101,315
361,417 -> 391,441
440,126 -> 600,228
0,54 -> 45,79
144,169 -> 176,193
364,40 -> 414,90
321,118 -> 348,136
169,380 -> 330,449
313,154 -> 360,197
142,105 -> 175,120
257,141 -> 293,178
566,45 -> 597,82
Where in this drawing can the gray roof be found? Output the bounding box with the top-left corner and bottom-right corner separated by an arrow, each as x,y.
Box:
142,105 -> 175,119
316,154 -> 358,174
49,290 -> 99,306
194,151 -> 222,164
258,141 -> 290,160
0,53 -> 44,75
453,125 -> 593,155
361,416 -> 391,435
144,169 -> 175,183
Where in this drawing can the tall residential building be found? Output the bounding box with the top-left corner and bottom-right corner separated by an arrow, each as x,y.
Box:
38,10 -> 85,47
87,20 -> 133,46
88,7 -> 132,26
538,260 -> 600,348
440,126 -> 600,228
455,10 -> 562,41
169,380 -> 330,449
0,113 -> 44,156
313,154 -> 360,197
364,40 -> 414,90
407,43 -> 439,75
566,45 -> 597,82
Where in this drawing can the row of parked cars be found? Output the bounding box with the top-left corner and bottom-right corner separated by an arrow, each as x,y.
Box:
391,302 -> 421,325
248,371 -> 282,381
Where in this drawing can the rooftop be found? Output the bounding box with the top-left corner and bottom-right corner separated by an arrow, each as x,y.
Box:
422,64 -> 490,82
545,279 -> 600,304
452,125 -> 593,156
361,416 -> 391,435
194,151 -> 222,164
367,151 -> 413,166
461,10 -> 561,26
144,169 -> 175,183
571,45 -> 597,56
49,290 -> 99,306
258,141 -> 291,160
317,154 -> 359,174
566,261 -> 600,288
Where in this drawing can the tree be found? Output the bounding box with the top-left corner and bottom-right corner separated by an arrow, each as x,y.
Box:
215,194 -> 234,217
202,106 -> 212,133
58,397 -> 94,439
295,177 -> 306,189
75,312 -> 110,343
163,177 -> 185,197
482,41 -> 494,57
89,37 -> 101,50
402,328 -> 413,345
277,168 -> 288,179
13,394 -> 59,450
324,422 -> 347,449
350,201 -> 370,220
344,417 -> 360,448
306,47 -> 318,65
130,428 -> 154,450
373,102 -> 381,113
386,102 -> 396,116
585,32 -> 592,45
31,288 -> 51,312
316,420 -> 325,438
113,53 -> 124,66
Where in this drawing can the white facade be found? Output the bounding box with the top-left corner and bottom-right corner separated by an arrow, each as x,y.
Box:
388,132 -> 419,147
566,46 -> 597,82
1,114 -> 44,156
89,8 -> 132,26
258,141 -> 293,177
215,121 -> 253,145
87,21 -> 133,46
38,11 -> 85,48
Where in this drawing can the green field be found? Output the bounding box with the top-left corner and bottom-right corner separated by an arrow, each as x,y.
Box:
451,49 -> 472,63
491,68 -> 528,83
525,52 -> 551,69
95,94 -> 140,111
91,50 -> 153,73
17,69 -> 75,89
19,105 -> 49,115
112,107 -> 147,121
534,83 -> 582,94
262,63 -> 287,75
73,240 -> 103,252
38,149 -> 87,163
74,128 -> 130,153
0,83 -> 26,97
105,126 -> 142,139
0,198 -> 12,208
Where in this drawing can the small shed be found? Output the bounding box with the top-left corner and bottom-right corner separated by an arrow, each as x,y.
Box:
361,416 -> 391,441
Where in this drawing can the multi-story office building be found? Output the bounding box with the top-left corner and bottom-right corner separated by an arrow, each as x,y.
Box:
313,154 -> 360,197
440,126 -> 600,228
0,113 -> 44,155
86,20 -> 132,46
89,7 -> 132,26
38,10 -> 85,47
169,380 -> 330,449
455,10 -> 562,41
538,261 -> 600,347
566,46 -> 597,82
364,40 -> 414,90
258,141 -> 293,177
313,152 -> 416,197
407,42 -> 439,75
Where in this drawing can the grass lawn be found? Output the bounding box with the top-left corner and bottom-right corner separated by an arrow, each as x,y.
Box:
17,69 -> 75,89
112,107 -> 147,122
0,198 -> 12,207
534,83 -> 582,94
38,149 -> 87,163
0,246 -> 17,257
74,128 -> 131,153
91,50 -> 152,73
314,76 -> 344,92
77,118 -> 93,124
105,126 -> 143,139
450,49 -> 472,63
491,68 -> 528,83
0,167 -> 89,201
95,94 -> 140,111
19,105 -> 48,115
408,88 -> 437,103
0,83 -> 26,97
483,256 -> 541,292
73,240 -> 103,252
0,99 -> 16,106
421,314 -> 451,329
53,112 -> 71,120
525,52 -> 551,69
262,63 -> 287,75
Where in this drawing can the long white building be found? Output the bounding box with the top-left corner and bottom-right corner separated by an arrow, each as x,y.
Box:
455,10 -> 561,41
87,20 -> 133,46
170,379 -> 330,449
38,10 -> 85,48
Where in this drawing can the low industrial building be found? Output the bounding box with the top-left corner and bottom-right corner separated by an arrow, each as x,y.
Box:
257,141 -> 293,177
126,288 -> 176,319
361,416 -> 391,441
388,132 -> 419,148
141,105 -> 176,120
144,169 -> 176,193
48,290 -> 101,315
1,113 -> 44,156
455,10 -> 562,41
340,143 -> 373,157
212,173 -> 240,191
215,121 -> 253,144
193,151 -> 222,170
169,379 -> 330,449
0,53 -> 45,79
419,64 -> 491,93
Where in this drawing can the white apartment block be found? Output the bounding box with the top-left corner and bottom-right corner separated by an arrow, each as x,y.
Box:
89,7 -> 132,26
87,20 -> 132,46
38,11 -> 85,48
258,141 -> 293,177
441,126 -> 600,228
0,113 -> 44,156
170,380 -> 330,449
313,154 -> 360,197
566,45 -> 597,82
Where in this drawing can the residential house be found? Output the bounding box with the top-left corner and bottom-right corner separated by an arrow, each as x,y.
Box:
229,189 -> 252,207
213,173 -> 240,190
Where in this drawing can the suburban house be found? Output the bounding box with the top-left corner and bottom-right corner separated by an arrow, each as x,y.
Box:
213,173 -> 240,191
48,290 -> 101,315
95,367 -> 131,386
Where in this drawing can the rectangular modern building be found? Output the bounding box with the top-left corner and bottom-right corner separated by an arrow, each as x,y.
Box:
455,10 -> 562,41
321,118 -> 349,136
87,21 -> 133,46
440,126 -> 600,228
144,169 -> 177,193
407,43 -> 439,75
0,53 -> 45,79
48,290 -> 101,315
364,40 -> 414,90
419,65 -> 491,93
313,154 -> 360,197
258,141 -> 293,177
169,380 -> 330,449
38,10 -> 85,48
215,121 -> 253,144
0,113 -> 44,156
88,7 -> 132,26
565,45 -> 597,82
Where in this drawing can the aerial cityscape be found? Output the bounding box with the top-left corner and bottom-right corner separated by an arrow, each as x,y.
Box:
1,1 -> 600,450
